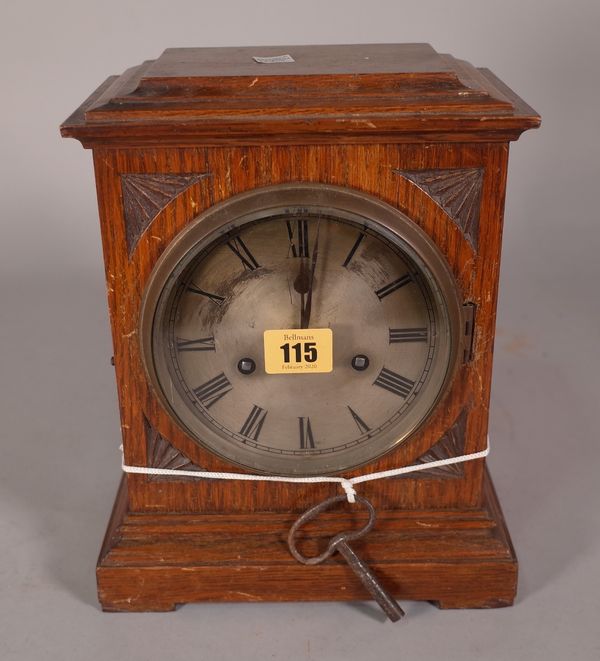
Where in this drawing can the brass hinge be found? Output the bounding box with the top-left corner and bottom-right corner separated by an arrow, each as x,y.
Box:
461,303 -> 476,363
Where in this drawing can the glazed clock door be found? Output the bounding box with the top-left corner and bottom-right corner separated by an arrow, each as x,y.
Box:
140,185 -> 462,475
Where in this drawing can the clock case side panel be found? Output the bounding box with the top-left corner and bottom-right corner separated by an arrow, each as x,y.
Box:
90,142 -> 509,514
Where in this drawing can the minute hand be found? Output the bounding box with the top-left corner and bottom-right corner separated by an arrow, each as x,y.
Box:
301,220 -> 321,329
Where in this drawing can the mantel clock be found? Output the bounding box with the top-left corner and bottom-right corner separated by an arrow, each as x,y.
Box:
61,43 -> 540,614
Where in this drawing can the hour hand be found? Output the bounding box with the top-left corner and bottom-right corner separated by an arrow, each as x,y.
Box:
291,219 -> 320,328
293,258 -> 310,327
301,220 -> 321,328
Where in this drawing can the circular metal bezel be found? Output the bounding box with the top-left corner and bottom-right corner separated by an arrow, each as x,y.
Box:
139,184 -> 463,475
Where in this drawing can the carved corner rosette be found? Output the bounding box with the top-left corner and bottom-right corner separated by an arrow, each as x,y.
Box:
402,409 -> 468,479
121,173 -> 209,256
144,417 -> 205,481
394,168 -> 483,250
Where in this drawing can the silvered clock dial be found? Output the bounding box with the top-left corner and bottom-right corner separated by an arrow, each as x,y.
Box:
140,184 -> 462,475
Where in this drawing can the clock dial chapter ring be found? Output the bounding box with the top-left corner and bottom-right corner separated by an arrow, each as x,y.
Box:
139,184 -> 463,476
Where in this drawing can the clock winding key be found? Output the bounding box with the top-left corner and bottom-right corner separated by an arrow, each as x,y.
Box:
288,495 -> 405,622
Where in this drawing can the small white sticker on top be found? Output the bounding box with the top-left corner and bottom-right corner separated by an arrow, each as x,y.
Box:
252,54 -> 295,64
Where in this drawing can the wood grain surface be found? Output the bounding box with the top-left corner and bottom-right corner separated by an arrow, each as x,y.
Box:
98,469 -> 517,612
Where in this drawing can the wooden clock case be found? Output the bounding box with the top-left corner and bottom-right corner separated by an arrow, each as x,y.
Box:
61,44 -> 540,612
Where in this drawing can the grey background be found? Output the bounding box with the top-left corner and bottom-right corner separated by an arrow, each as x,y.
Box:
1,1 -> 599,659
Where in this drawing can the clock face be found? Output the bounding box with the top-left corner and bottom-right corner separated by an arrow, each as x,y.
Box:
140,185 -> 461,475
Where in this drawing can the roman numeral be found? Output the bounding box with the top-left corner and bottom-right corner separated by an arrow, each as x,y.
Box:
187,285 -> 225,306
176,336 -> 216,352
286,219 -> 309,258
193,373 -> 232,409
347,406 -> 370,434
342,232 -> 365,267
240,405 -> 268,440
227,236 -> 260,271
373,368 -> 415,398
298,417 -> 315,449
389,328 -> 428,343
375,274 -> 412,300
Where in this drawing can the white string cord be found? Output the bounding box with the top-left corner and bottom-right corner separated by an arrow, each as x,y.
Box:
121,437 -> 490,503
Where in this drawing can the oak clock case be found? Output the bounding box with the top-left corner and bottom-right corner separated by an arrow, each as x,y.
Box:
139,185 -> 462,476
60,43 -> 540,613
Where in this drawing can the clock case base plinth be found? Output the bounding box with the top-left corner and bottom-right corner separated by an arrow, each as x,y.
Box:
97,468 -> 516,612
